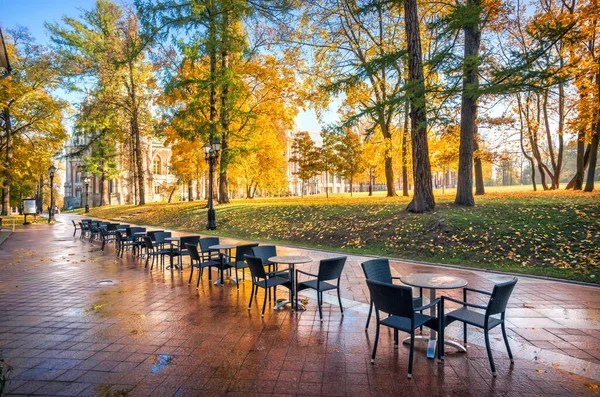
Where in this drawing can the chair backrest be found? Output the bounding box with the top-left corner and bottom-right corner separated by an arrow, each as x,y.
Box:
366,279 -> 415,319
107,224 -> 118,231
116,224 -> 129,231
142,236 -> 154,249
200,237 -> 220,253
147,231 -> 161,241
487,278 -> 518,315
127,227 -> 145,236
186,243 -> 201,261
235,243 -> 259,262
153,232 -> 170,244
180,236 -> 200,249
251,245 -> 277,264
244,255 -> 267,279
318,257 -> 347,281
361,258 -> 393,284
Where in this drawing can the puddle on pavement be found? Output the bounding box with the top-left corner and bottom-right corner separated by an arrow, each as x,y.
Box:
151,354 -> 173,373
97,280 -> 116,286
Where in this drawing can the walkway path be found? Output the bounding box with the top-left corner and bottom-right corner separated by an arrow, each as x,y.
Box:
0,215 -> 598,396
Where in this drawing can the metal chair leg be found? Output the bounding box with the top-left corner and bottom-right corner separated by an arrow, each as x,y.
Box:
501,322 -> 513,363
484,330 -> 496,376
371,322 -> 380,363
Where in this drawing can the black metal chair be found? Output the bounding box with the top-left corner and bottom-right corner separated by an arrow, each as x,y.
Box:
366,279 -> 441,379
115,231 -> 137,258
199,237 -> 221,281
244,255 -> 291,317
227,243 -> 259,288
177,236 -> 200,271
142,236 -> 169,270
187,243 -> 219,288
252,245 -> 285,301
125,227 -> 146,255
78,222 -> 87,239
71,220 -> 81,237
441,278 -> 518,377
361,258 -> 423,330
99,228 -> 116,251
296,257 -> 346,321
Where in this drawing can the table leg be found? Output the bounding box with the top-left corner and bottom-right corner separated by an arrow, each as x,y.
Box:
403,288 -> 466,358
274,263 -> 306,311
427,288 -> 437,359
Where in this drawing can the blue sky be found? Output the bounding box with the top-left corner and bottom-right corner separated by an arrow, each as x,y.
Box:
1,0 -> 330,135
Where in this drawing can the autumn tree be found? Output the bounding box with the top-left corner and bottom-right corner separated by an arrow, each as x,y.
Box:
47,0 -> 156,205
334,130 -> 365,196
404,0 -> 435,212
0,29 -> 67,215
289,131 -> 321,197
286,0 -> 407,197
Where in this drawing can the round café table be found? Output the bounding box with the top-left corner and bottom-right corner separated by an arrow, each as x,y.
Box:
209,243 -> 239,286
400,273 -> 468,359
268,255 -> 312,311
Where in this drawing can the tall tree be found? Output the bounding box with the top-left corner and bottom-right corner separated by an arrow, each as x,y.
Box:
404,0 -> 435,212
288,0 -> 406,197
455,0 -> 482,206
47,0 -> 155,205
334,130 -> 365,196
0,29 -> 67,215
289,131 -> 321,197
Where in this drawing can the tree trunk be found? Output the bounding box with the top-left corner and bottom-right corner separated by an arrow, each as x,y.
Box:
218,8 -> 231,204
404,0 -> 435,213
530,159 -> 537,191
584,70 -> 600,191
584,124 -> 599,192
350,176 -> 353,197
325,168 -> 329,198
128,61 -> 145,206
379,122 -> 396,197
567,139 -> 591,189
402,99 -> 410,197
2,108 -> 13,215
473,128 -> 485,195
167,184 -> 177,203
368,169 -> 373,196
455,0 -> 481,206
188,180 -> 193,201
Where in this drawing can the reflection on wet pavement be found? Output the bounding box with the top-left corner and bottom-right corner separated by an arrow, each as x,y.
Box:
0,215 -> 598,396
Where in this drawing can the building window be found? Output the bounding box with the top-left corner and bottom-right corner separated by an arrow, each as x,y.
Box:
153,158 -> 162,175
154,185 -> 160,194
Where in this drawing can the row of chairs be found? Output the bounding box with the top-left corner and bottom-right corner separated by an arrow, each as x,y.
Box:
361,258 -> 517,379
73,220 -> 347,321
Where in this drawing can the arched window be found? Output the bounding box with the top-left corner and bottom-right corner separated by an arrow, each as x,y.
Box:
153,156 -> 162,175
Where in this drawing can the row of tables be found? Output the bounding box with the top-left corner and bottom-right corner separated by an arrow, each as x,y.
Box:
131,228 -> 469,360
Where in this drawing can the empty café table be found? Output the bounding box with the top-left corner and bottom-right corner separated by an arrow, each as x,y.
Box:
400,273 -> 468,359
268,255 -> 312,311
209,243 -> 239,286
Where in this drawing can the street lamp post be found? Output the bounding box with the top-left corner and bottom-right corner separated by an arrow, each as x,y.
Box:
203,139 -> 221,230
83,175 -> 90,213
48,165 -> 57,223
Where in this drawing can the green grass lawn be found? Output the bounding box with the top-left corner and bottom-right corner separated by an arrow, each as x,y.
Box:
87,187 -> 600,284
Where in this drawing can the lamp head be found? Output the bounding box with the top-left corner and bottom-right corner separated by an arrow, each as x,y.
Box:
48,165 -> 57,176
211,139 -> 221,152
